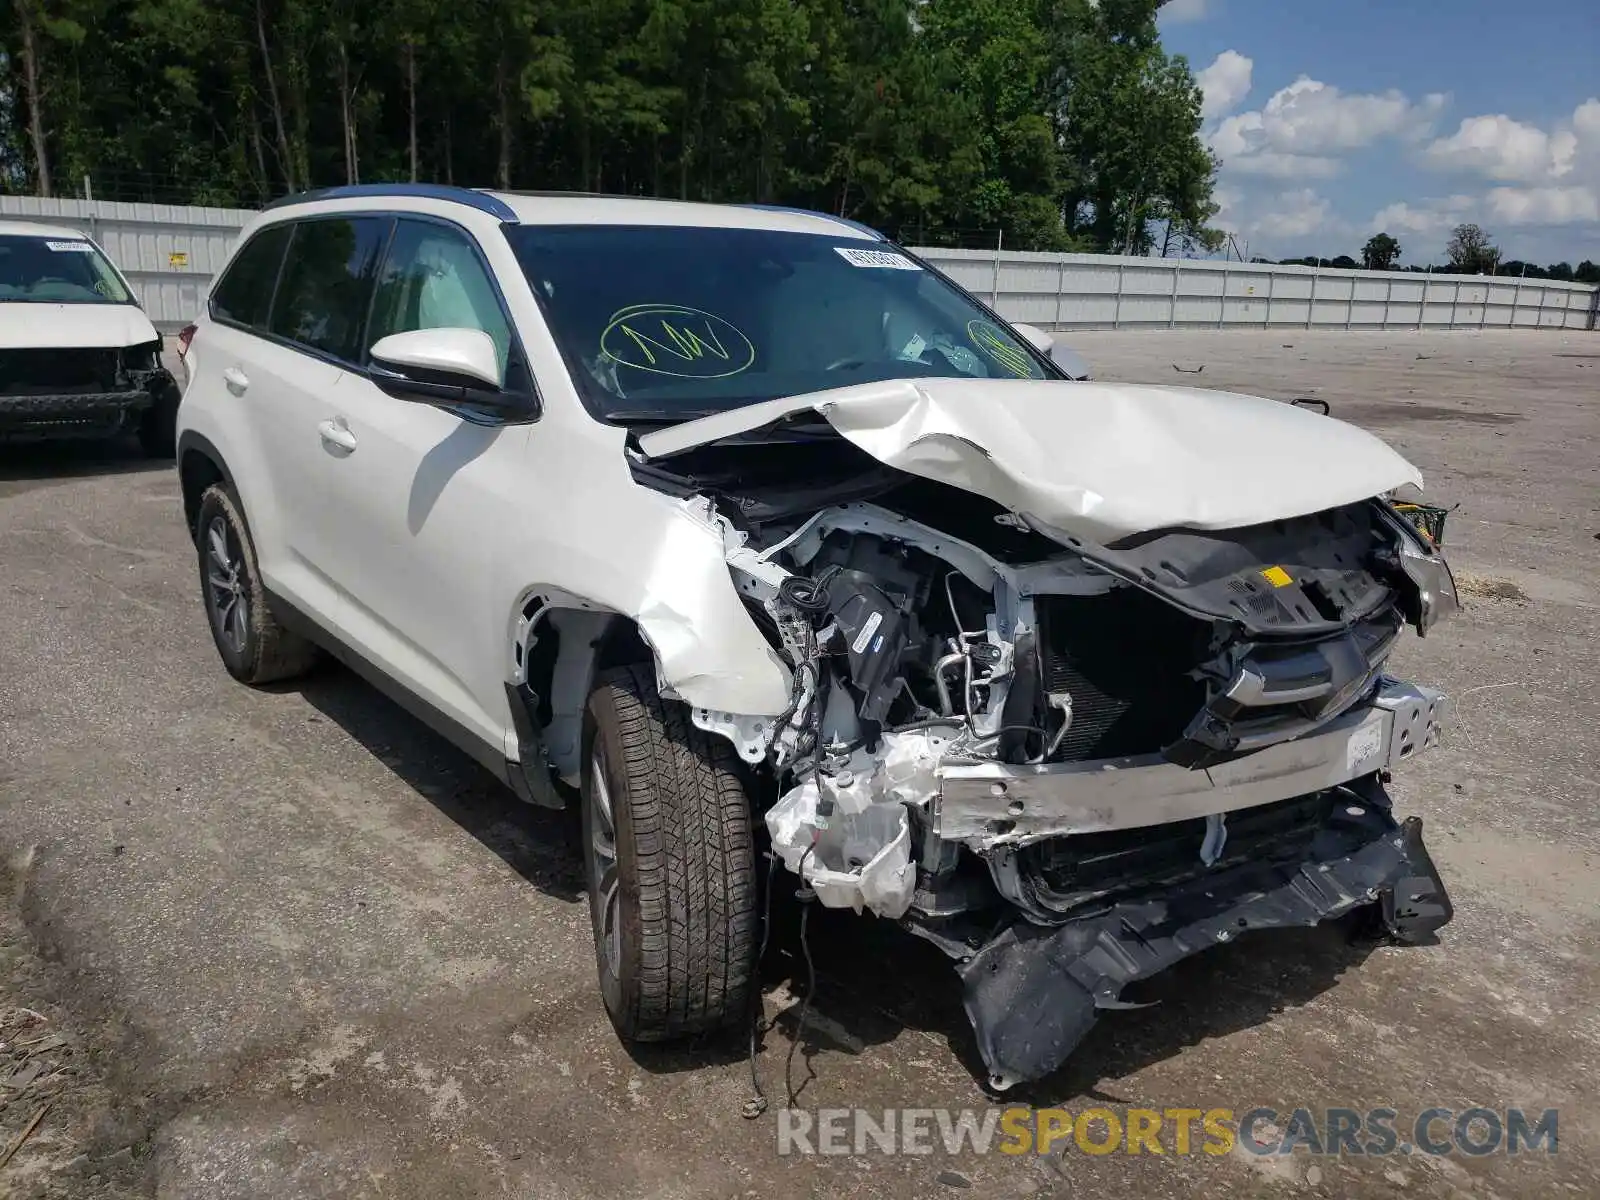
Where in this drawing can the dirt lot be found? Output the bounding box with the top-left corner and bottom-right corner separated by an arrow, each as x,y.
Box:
1,328 -> 1596,1198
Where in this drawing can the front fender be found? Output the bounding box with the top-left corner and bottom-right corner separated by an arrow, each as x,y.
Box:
630,500 -> 793,714
510,498 -> 793,720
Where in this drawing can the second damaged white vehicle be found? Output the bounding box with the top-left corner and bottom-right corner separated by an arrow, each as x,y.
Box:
178,187 -> 1455,1089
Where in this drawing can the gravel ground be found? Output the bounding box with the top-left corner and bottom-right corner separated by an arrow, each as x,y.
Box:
0,328 -> 1596,1198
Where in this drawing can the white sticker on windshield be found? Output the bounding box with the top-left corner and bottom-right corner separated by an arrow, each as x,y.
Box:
45,241 -> 94,252
835,247 -> 921,270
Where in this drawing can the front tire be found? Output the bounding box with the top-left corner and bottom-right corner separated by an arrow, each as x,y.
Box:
582,665 -> 757,1042
195,484 -> 319,685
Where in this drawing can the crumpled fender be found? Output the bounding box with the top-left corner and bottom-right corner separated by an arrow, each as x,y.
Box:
631,499 -> 793,715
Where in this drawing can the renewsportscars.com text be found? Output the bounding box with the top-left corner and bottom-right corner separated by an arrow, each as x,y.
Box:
776,1106 -> 1559,1158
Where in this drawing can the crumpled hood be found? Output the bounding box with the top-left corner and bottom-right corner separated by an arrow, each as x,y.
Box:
637,378 -> 1424,542
0,303 -> 159,351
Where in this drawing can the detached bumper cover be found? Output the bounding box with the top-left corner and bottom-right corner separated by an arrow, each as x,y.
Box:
959,807 -> 1452,1089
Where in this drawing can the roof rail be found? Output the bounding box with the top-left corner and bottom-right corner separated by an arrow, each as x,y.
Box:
263,184 -> 520,223
739,204 -> 886,241
494,191 -> 885,240
496,189 -> 674,202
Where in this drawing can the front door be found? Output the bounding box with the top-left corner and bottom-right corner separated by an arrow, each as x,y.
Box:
309,216 -> 534,754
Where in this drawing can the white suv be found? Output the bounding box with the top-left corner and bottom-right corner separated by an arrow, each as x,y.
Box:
1,219 -> 179,454
178,186 -> 1457,1088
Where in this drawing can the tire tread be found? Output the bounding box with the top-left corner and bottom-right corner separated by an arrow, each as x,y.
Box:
197,483 -> 319,685
588,664 -> 755,1040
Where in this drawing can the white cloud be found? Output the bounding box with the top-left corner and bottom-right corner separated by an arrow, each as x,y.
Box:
1210,77 -> 1446,178
1408,98 -> 1600,234
1486,186 -> 1600,225
1161,0 -> 1209,22
1422,98 -> 1600,193
1196,50 -> 1252,122
1424,115 -> 1571,181
1369,184 -> 1597,239
1253,189 -> 1338,239
1574,98 -> 1600,142
1370,196 -> 1477,237
1225,151 -> 1343,179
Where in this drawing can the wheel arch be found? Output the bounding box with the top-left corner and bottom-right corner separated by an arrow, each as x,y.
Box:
177,430 -> 235,540
507,587 -> 655,799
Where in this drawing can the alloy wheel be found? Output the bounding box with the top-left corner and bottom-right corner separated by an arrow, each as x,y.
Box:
587,749 -> 622,981
205,516 -> 249,654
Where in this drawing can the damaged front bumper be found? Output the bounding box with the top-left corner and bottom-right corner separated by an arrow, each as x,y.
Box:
762,677 -> 1456,1087
960,803 -> 1452,1090
0,346 -> 171,440
938,678 -> 1446,852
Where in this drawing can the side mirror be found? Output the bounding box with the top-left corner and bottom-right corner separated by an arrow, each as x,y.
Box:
1011,321 -> 1054,355
1010,322 -> 1092,380
370,327 -> 503,390
368,327 -> 534,419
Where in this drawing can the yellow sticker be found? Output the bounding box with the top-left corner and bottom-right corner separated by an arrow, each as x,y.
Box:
599,304 -> 756,379
1261,566 -> 1294,588
169,251 -> 188,267
966,320 -> 1037,379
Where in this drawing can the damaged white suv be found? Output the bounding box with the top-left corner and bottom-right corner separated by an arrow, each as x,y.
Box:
178,186 -> 1456,1089
1,219 -> 180,455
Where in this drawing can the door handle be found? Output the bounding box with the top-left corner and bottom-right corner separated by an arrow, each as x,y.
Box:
222,367 -> 249,395
317,418 -> 357,453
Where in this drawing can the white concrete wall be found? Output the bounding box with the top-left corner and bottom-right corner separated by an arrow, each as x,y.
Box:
925,247 -> 1599,333
6,196 -> 1594,334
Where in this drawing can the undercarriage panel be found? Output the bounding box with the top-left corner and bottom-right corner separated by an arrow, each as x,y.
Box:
960,806 -> 1453,1089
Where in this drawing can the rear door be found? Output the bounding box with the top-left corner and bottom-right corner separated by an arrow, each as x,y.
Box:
199,222 -> 329,614
307,216 -> 535,755
209,216 -> 391,623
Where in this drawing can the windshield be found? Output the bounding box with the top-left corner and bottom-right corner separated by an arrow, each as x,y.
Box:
505,225 -> 1050,421
0,235 -> 133,304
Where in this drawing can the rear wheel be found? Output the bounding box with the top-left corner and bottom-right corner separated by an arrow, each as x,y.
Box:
582,664 -> 757,1041
195,484 -> 319,685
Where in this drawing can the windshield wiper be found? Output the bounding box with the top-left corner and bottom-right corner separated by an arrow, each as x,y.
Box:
607,409 -> 727,425
610,408 -> 837,446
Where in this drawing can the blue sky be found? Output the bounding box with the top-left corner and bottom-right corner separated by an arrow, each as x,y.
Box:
1157,0 -> 1600,264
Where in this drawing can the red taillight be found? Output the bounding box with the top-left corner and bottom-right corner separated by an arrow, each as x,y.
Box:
178,323 -> 197,359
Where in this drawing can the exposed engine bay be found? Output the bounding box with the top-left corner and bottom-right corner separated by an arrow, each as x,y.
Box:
631,421 -> 1458,1088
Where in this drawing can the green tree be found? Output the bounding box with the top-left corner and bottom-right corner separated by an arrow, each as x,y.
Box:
1050,0 -> 1217,254
0,0 -> 1224,255
1446,223 -> 1500,274
1362,232 -> 1401,271
917,0 -> 1063,245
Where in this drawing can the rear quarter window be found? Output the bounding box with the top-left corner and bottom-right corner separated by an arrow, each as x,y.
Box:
211,224 -> 292,330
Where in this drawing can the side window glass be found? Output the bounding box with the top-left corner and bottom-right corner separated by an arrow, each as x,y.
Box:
368,220 -> 512,384
211,224 -> 292,330
268,217 -> 390,360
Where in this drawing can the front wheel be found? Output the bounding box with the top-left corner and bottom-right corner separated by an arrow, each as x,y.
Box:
582,665 -> 757,1042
